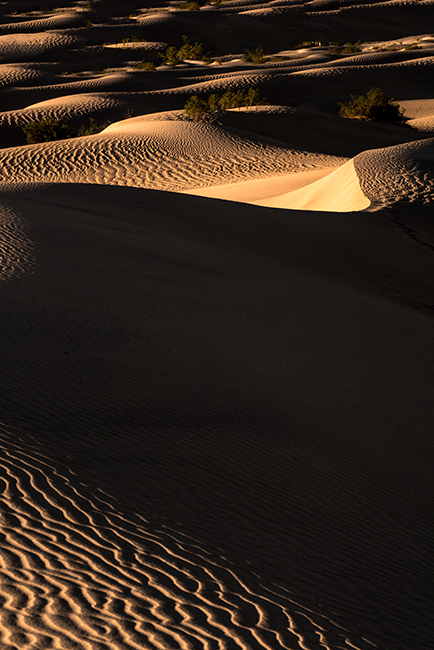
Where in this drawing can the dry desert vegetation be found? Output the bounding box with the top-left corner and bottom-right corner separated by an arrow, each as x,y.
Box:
0,0 -> 434,649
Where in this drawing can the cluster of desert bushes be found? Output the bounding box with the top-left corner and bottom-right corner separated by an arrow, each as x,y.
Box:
22,117 -> 105,144
184,88 -> 267,122
159,36 -> 211,65
338,87 -> 405,123
184,86 -> 405,124
21,87 -> 405,144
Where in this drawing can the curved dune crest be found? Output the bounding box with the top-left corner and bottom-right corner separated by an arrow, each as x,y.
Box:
0,118 -> 343,192
0,12 -> 84,33
185,136 -> 434,212
0,31 -> 83,62
408,116 -> 434,132
255,159 -> 370,211
182,167 -> 335,203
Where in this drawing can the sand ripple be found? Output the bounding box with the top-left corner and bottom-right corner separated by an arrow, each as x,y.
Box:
0,425 -> 365,650
0,203 -> 35,282
0,31 -> 84,64
354,137 -> 434,208
0,120 -> 342,191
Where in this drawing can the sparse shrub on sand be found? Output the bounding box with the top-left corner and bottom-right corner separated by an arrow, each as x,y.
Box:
184,95 -> 212,121
159,36 -> 211,65
23,119 -> 72,144
342,41 -> 362,53
136,61 -> 157,71
338,87 -> 405,123
295,40 -> 322,49
219,88 -> 264,109
121,36 -> 147,44
23,117 -> 109,144
244,47 -> 268,64
177,1 -> 202,9
331,41 -> 361,54
76,117 -> 103,137
160,45 -> 179,66
184,88 -> 267,122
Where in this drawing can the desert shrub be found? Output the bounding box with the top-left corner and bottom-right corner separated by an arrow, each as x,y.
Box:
121,36 -> 147,44
160,45 -> 179,66
184,95 -> 211,121
76,117 -> 104,136
23,119 -> 72,144
136,60 -> 157,70
243,87 -> 266,107
404,43 -> 421,50
178,35 -> 209,61
184,88 -> 267,122
297,40 -> 316,48
23,116 -> 108,143
338,87 -> 405,123
342,41 -> 362,53
177,1 -> 201,9
245,47 -> 267,64
331,41 -> 361,54
159,36 -> 211,65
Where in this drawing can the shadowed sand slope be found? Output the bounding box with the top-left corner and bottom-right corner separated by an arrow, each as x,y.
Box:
1,183 -> 434,650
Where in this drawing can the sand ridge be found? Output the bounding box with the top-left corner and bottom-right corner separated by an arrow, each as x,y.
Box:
0,118 -> 345,191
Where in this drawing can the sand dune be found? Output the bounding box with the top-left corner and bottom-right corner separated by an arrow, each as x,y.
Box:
0,30 -> 85,63
401,98 -> 434,133
0,11 -> 84,33
1,2 -> 434,649
1,183 -> 434,650
254,159 -> 370,211
0,117 -> 344,190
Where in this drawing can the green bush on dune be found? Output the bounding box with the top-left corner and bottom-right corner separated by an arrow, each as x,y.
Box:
23,117 -> 106,144
23,119 -> 72,144
159,36 -> 211,65
338,87 -> 405,123
244,47 -> 268,64
184,88 -> 267,122
136,60 -> 157,71
76,117 -> 103,137
332,41 -> 362,54
177,1 -> 202,9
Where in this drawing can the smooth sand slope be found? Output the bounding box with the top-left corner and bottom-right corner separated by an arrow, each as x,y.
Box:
1,2 -> 434,649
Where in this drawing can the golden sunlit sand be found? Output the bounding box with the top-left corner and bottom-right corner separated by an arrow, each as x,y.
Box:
0,2 -> 434,650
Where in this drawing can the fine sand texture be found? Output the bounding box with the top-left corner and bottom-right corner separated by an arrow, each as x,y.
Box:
1,2 -> 434,650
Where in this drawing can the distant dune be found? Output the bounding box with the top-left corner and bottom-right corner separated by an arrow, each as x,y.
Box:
0,2 -> 434,650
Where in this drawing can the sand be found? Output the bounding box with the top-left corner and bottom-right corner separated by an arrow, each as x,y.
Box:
1,2 -> 434,650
